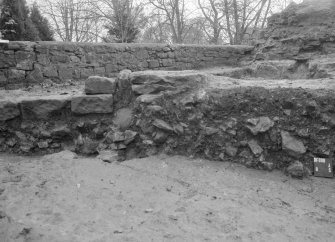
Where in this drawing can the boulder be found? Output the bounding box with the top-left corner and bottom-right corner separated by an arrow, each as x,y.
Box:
262,162 -> 274,171
113,108 -> 133,130
281,131 -> 306,157
129,71 -> 208,94
152,119 -> 174,132
225,144 -> 238,157
112,132 -> 125,142
153,131 -> 168,143
71,95 -> 113,114
246,117 -> 274,135
76,136 -> 99,155
248,139 -> 263,156
135,94 -> 163,104
124,130 -> 138,145
85,76 -> 116,95
286,160 -> 305,179
37,141 -> 49,149
20,96 -> 71,120
0,101 -> 20,121
51,125 -> 72,139
97,150 -> 119,163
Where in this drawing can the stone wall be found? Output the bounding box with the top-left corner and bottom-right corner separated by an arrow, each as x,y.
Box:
0,41 -> 253,89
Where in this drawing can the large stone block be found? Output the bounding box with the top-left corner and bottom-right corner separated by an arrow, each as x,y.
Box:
0,101 -> 20,121
105,63 -> 119,73
26,65 -> 44,84
80,68 -> 95,79
43,66 -> 58,78
71,95 -> 114,114
85,76 -> 116,95
15,51 -> 36,70
20,96 -> 71,120
58,65 -> 74,80
7,69 -> 26,83
0,51 -> 16,68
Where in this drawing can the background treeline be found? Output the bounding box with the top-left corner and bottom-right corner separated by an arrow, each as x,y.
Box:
0,0 -> 301,44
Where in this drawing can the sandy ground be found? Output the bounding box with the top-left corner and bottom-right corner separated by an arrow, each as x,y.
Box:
0,151 -> 334,242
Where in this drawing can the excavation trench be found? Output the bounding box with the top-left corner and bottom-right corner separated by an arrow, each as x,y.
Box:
1,68 -> 335,178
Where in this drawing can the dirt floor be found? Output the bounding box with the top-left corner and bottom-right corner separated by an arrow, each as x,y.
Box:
1,151 -> 334,242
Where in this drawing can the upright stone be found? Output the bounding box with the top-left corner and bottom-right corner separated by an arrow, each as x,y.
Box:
85,76 -> 116,95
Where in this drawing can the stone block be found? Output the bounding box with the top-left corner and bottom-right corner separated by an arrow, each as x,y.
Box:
0,101 -> 20,121
161,59 -> 174,67
85,76 -> 116,95
43,66 -> 58,78
148,60 -> 160,68
106,63 -> 119,73
0,51 -> 16,68
51,53 -> 70,63
37,54 -> 51,66
20,96 -> 71,120
70,55 -> 81,63
7,69 -> 26,83
94,67 -> 106,76
80,68 -> 95,79
26,65 -> 44,84
15,51 -> 36,70
58,65 -> 73,80
71,95 -> 114,114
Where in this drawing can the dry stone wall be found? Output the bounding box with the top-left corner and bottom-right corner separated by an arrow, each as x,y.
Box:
0,41 -> 253,89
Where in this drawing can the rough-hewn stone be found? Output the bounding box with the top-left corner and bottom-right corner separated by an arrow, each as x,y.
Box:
85,76 -> 116,95
281,131 -> 306,157
286,160 -> 305,179
20,96 -> 71,120
246,117 -> 274,135
0,101 -> 20,121
71,95 -> 114,114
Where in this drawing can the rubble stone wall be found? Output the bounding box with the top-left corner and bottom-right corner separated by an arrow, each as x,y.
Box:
0,41 -> 253,89
1,70 -> 335,178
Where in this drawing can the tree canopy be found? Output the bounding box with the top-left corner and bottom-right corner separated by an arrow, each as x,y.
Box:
0,0 -> 53,41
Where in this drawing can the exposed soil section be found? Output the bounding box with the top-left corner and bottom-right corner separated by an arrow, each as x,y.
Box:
1,68 -> 335,178
1,152 -> 334,242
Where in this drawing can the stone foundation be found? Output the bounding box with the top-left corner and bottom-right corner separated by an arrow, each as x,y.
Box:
1,70 -> 335,178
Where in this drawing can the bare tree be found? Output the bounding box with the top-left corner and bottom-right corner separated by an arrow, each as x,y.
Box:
148,0 -> 190,44
41,0 -> 101,42
141,11 -> 172,43
198,0 -> 225,44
